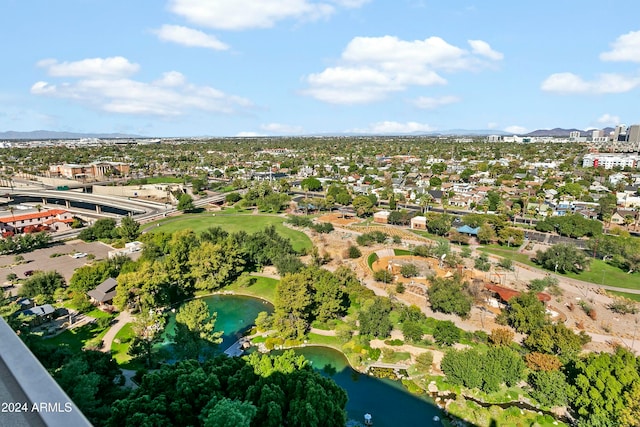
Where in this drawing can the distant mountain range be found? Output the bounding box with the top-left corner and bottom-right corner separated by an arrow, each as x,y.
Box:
0,130 -> 142,140
0,127 -> 616,139
524,127 -> 614,137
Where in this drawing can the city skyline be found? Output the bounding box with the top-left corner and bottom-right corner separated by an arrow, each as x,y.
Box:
3,1 -> 640,137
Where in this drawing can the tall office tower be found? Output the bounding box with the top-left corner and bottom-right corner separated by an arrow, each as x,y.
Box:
628,124 -> 640,152
613,124 -> 628,142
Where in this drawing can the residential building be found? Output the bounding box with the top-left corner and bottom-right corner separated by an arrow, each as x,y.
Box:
87,278 -> 117,306
0,209 -> 73,234
410,216 -> 427,230
582,153 -> 640,169
373,210 -> 390,224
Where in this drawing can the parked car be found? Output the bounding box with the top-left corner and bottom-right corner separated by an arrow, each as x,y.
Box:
24,270 -> 34,277
71,252 -> 88,259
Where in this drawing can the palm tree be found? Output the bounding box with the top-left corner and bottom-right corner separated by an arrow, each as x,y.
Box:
418,193 -> 433,214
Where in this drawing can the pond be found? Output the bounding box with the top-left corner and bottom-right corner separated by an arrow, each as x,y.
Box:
163,295 -> 442,426
277,346 -> 444,427
160,294 -> 273,354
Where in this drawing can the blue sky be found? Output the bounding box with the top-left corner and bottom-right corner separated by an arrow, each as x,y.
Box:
3,0 -> 640,137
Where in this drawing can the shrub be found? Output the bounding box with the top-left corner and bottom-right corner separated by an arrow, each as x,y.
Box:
366,347 -> 381,361
381,348 -> 396,362
347,245 -> 362,259
528,276 -> 558,292
414,351 -> 433,374
489,328 -> 514,346
310,222 -> 334,234
395,282 -> 405,293
498,258 -> 513,270
373,269 -> 393,283
400,263 -> 419,278
607,299 -> 638,315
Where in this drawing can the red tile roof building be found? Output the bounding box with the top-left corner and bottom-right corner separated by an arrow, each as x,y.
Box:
0,209 -> 73,234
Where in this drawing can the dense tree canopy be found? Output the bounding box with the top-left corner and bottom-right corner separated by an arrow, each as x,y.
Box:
427,277 -> 473,318
535,243 -> 590,274
273,267 -> 348,340
173,299 -> 223,360
535,214 -> 602,238
567,348 -> 640,427
107,352 -> 347,427
497,291 -> 548,334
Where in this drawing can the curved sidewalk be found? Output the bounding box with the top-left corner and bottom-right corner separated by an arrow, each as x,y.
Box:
101,311 -> 133,352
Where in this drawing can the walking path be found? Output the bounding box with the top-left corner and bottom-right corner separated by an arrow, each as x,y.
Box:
100,310 -> 133,353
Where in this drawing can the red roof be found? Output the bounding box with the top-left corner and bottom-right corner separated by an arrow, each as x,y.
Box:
0,209 -> 68,224
485,284 -> 551,303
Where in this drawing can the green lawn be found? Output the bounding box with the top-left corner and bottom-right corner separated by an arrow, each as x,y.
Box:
307,333 -> 343,348
110,322 -> 143,370
394,249 -> 412,256
367,253 -> 379,270
44,320 -> 112,352
562,258 -> 640,291
225,275 -> 279,303
151,213 -> 312,252
479,246 -> 640,291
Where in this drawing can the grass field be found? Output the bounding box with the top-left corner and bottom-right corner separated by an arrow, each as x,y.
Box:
479,246 -> 640,291
110,322 -> 143,370
44,320 -> 112,352
152,213 -> 312,252
562,258 -> 640,291
225,275 -> 279,302
367,253 -> 379,270
307,332 -> 343,348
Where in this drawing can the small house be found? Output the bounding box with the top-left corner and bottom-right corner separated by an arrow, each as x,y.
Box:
373,210 -> 390,224
87,278 -> 117,306
410,216 -> 427,230
20,304 -> 56,326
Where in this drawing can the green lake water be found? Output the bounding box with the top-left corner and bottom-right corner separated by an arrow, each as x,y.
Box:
161,294 -> 273,353
165,295 -> 442,426
276,346 -> 443,426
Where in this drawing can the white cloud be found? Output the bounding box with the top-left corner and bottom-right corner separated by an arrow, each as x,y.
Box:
600,30 -> 640,62
540,72 -> 640,94
153,71 -> 187,87
504,125 -> 527,134
350,121 -> 436,134
468,40 -> 503,60
152,25 -> 228,50
260,123 -> 304,134
37,57 -> 139,78
412,95 -> 460,109
596,113 -> 620,126
235,131 -> 265,137
331,0 -> 370,7
31,57 -> 252,116
303,35 -> 502,104
168,0 -> 339,30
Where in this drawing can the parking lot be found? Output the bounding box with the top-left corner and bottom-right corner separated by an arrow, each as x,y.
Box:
0,240 -> 113,291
